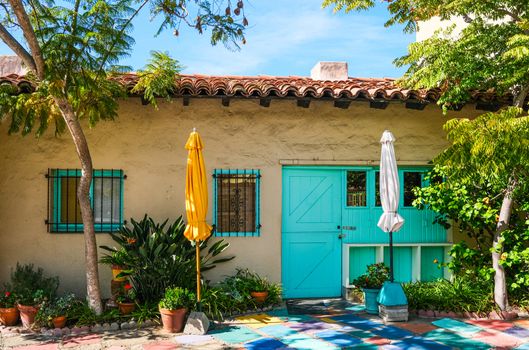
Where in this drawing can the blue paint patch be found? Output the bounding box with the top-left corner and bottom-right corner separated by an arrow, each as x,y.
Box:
392,336 -> 452,350
371,325 -> 414,340
423,329 -> 491,350
210,325 -> 261,344
515,342 -> 529,349
259,325 -> 297,338
345,305 -> 366,312
244,337 -> 287,350
281,333 -> 338,350
506,326 -> 529,339
431,318 -> 482,334
267,308 -> 289,317
314,330 -> 362,347
330,314 -> 381,331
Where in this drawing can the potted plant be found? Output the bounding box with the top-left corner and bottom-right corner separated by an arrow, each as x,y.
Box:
352,263 -> 390,315
100,248 -> 129,282
0,291 -> 19,326
116,283 -> 136,315
247,273 -> 271,303
17,289 -> 46,328
158,286 -> 195,333
38,294 -> 75,329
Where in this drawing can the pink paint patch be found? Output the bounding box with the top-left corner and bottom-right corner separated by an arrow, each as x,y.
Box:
106,347 -> 127,350
365,336 -> 391,345
63,334 -> 101,348
143,341 -> 179,350
467,319 -> 513,331
515,319 -> 529,329
473,330 -> 523,348
13,344 -> 58,350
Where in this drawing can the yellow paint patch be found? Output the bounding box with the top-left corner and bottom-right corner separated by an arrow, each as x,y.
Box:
234,314 -> 284,329
319,317 -> 338,324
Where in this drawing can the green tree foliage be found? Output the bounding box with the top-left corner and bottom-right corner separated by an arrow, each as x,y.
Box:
0,0 -> 248,313
323,0 -> 529,310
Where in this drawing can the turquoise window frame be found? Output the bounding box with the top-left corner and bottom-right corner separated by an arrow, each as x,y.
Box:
213,169 -> 261,237
50,169 -> 124,233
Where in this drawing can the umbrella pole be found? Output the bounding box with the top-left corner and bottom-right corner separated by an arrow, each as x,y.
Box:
196,242 -> 202,311
389,231 -> 394,283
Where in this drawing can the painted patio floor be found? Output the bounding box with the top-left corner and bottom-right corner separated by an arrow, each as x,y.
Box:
208,303 -> 529,350
3,302 -> 529,349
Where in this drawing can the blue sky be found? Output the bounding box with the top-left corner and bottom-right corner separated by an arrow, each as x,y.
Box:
0,1 -> 414,78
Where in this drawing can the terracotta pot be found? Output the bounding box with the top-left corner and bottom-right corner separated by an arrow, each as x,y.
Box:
52,315 -> 67,329
0,307 -> 19,326
17,304 -> 39,328
112,265 -> 127,282
250,291 -> 269,304
118,302 -> 136,315
159,307 -> 187,333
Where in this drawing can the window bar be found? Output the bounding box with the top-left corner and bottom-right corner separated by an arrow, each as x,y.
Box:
110,169 -> 114,232
47,169 -> 50,232
54,169 -> 59,232
256,169 -> 261,235
228,170 -> 231,237
218,173 -> 222,234
100,171 -> 104,232
244,169 -> 247,236
235,168 -> 239,235
66,168 -> 70,232
75,172 -> 79,231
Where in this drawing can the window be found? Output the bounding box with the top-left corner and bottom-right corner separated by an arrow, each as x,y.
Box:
47,169 -> 124,233
346,171 -> 367,207
213,169 -> 261,237
403,171 -> 422,207
374,171 -> 381,206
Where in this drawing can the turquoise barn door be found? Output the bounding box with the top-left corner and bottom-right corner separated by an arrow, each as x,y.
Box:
282,167 -> 342,298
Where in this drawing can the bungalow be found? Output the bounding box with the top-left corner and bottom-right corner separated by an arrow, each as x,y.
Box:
0,59 -> 496,298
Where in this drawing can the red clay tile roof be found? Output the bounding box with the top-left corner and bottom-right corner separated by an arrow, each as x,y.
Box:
0,73 -> 507,104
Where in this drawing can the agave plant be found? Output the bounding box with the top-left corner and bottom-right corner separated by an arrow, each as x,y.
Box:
100,215 -> 234,302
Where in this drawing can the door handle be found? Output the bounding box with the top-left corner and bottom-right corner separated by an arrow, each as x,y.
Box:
338,233 -> 345,239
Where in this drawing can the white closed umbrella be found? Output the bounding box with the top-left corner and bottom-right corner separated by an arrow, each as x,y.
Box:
378,130 -> 404,282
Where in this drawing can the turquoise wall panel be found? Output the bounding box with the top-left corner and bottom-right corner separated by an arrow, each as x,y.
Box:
421,247 -> 444,281
349,247 -> 377,283
383,247 -> 413,283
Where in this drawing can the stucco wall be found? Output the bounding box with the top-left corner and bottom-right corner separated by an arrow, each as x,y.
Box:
0,97 -> 480,296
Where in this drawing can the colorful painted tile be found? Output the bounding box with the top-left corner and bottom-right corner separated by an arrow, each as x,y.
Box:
281,334 -> 338,350
142,341 -> 179,350
506,326 -> 529,339
431,318 -> 482,334
467,319 -> 514,332
365,336 -> 391,345
210,325 -> 261,344
267,308 -> 289,317
259,324 -> 297,338
288,320 -> 336,333
12,345 -> 59,350
235,314 -> 283,329
63,334 -> 101,348
394,322 -> 438,334
347,330 -> 375,339
345,304 -> 366,312
371,325 -> 414,340
343,344 -> 378,350
515,342 -> 529,349
515,319 -> 529,329
174,334 -> 214,345
392,336 -> 452,350
474,329 -> 524,348
423,329 -> 491,350
244,337 -> 287,350
314,330 -> 362,347
330,314 -> 381,331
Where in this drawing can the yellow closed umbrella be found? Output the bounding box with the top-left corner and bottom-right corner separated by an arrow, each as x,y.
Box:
184,129 -> 212,306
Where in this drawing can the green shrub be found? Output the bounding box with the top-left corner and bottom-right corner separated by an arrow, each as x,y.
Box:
100,215 -> 234,302
403,278 -> 494,313
352,263 -> 390,289
159,287 -> 195,310
219,269 -> 282,306
36,293 -> 76,326
5,263 -> 59,305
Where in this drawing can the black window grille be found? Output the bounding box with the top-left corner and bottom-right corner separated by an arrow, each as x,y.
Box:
46,169 -> 124,233
213,169 -> 261,237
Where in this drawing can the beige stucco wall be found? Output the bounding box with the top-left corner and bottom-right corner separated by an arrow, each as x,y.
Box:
0,97 -> 481,296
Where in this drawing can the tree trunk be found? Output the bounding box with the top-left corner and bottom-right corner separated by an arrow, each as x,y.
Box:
53,95 -> 103,315
492,177 -> 516,311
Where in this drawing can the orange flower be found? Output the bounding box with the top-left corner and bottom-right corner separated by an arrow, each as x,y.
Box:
127,238 -> 136,244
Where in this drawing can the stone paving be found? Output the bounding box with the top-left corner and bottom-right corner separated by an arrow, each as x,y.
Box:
2,301 -> 529,349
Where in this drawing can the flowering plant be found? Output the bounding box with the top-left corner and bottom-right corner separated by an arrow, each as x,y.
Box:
116,283 -> 136,303
0,291 -> 17,308
352,263 -> 390,290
